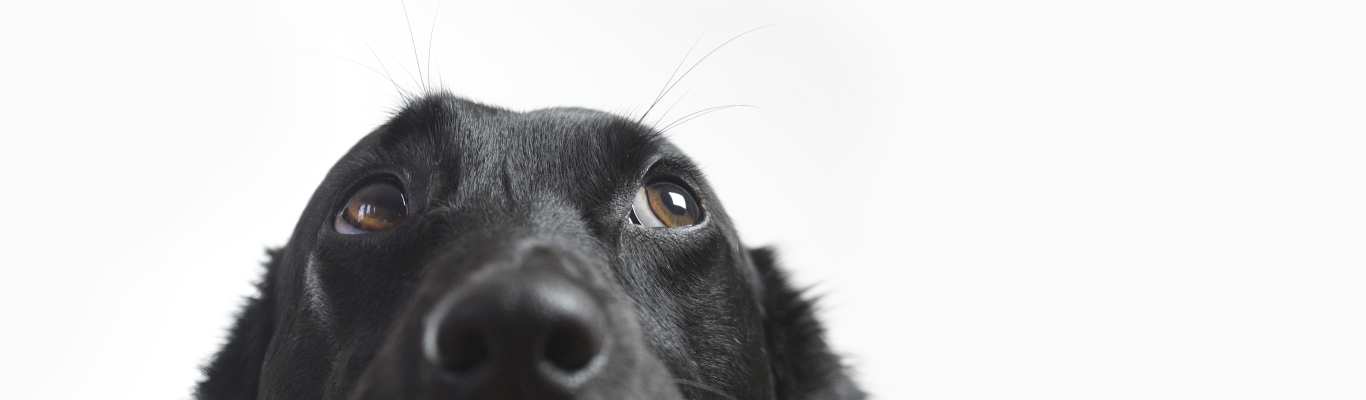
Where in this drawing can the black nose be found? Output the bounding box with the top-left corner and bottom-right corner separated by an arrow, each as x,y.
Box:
424,256 -> 608,396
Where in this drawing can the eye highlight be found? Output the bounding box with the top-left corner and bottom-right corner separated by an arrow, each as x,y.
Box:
336,180 -> 408,234
630,181 -> 701,228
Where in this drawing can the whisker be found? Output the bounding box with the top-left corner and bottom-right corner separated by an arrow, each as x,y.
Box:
674,379 -> 739,400
433,60 -> 444,90
401,0 -> 426,92
380,47 -> 424,92
639,34 -> 704,124
323,54 -> 407,92
652,84 -> 695,130
650,24 -> 774,119
348,27 -> 410,99
426,0 -> 443,90
661,104 -> 758,132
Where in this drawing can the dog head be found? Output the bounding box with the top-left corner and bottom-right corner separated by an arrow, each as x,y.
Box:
197,93 -> 862,400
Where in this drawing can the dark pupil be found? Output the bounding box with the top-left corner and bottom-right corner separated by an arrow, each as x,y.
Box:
658,190 -> 688,215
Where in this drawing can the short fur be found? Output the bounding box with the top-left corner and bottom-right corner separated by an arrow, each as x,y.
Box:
197,92 -> 862,400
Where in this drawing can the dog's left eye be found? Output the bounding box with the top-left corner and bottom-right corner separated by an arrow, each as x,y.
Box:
629,181 -> 701,228
335,180 -> 408,234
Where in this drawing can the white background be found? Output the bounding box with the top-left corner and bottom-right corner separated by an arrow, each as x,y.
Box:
2,1 -> 1363,399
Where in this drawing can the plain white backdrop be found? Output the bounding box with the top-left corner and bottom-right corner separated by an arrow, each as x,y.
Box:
2,1 -> 1363,399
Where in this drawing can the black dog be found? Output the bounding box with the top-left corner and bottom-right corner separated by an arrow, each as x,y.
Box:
197,92 -> 863,400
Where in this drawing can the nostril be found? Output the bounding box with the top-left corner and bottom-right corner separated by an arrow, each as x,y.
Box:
542,321 -> 602,372
423,260 -> 612,392
437,326 -> 490,374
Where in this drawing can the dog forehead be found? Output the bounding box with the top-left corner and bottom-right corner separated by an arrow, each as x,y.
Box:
374,93 -> 669,164
350,92 -> 691,207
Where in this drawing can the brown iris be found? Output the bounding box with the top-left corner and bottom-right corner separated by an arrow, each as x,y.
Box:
338,181 -> 408,232
631,181 -> 700,228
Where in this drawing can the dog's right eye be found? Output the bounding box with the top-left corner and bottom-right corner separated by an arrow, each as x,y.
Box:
335,180 -> 408,234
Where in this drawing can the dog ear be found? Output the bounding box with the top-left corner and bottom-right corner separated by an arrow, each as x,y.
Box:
750,247 -> 865,400
195,248 -> 281,400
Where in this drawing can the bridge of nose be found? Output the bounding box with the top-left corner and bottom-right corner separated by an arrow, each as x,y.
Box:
442,107 -> 660,211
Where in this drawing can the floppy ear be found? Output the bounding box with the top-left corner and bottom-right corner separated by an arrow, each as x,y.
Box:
195,249 -> 281,400
751,247 -> 865,400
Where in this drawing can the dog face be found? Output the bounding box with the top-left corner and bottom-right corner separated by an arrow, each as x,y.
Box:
197,93 -> 862,400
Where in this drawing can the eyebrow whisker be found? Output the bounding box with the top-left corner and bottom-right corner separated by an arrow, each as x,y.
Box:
660,104 -> 759,132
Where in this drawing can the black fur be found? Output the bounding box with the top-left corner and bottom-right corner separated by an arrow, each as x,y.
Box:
197,92 -> 862,400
